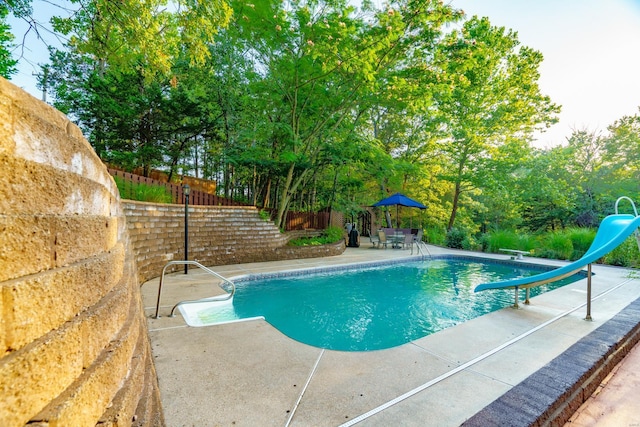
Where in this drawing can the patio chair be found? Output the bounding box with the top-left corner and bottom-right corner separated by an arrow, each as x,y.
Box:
377,230 -> 389,249
369,233 -> 380,248
401,233 -> 413,252
413,229 -> 423,246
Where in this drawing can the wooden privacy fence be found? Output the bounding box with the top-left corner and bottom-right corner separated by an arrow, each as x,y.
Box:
108,169 -> 250,206
284,211 -> 330,231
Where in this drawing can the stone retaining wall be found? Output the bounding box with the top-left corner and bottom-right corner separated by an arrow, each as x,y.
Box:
0,76 -> 346,426
122,201 -> 346,284
0,78 -> 163,426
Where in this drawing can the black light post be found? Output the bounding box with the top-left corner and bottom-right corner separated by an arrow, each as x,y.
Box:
183,184 -> 190,274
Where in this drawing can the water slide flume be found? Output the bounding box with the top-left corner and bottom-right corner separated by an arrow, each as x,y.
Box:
474,213 -> 640,310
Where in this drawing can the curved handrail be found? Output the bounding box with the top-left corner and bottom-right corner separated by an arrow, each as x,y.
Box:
153,260 -> 235,318
475,213 -> 640,292
615,196 -> 639,216
615,196 -> 640,252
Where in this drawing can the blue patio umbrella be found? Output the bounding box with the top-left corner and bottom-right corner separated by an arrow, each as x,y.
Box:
372,192 -> 426,228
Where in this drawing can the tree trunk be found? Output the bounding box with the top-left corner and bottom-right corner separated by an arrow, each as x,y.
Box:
263,178 -> 271,209
193,137 -> 199,178
385,210 -> 393,228
252,165 -> 257,206
447,181 -> 462,230
276,163 -> 296,229
327,167 -> 340,227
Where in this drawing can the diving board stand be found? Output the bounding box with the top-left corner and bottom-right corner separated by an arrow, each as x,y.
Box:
499,248 -> 530,260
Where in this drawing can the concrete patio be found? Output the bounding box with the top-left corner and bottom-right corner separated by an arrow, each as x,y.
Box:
141,245 -> 640,426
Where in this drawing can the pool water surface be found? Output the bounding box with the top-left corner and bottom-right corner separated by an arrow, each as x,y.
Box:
192,258 -> 583,351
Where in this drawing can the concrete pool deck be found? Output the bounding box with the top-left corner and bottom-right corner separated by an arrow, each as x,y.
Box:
141,245 -> 640,426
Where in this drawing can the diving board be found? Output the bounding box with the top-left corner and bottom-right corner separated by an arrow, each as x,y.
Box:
499,248 -> 531,260
475,213 -> 640,294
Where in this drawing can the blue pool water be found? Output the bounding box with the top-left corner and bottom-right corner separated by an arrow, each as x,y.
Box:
211,258 -> 582,351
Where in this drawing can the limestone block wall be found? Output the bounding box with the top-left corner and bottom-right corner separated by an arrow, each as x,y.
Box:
123,202 -> 346,283
0,78 -> 163,426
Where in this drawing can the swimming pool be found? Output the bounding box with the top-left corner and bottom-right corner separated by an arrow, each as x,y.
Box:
180,257 -> 584,351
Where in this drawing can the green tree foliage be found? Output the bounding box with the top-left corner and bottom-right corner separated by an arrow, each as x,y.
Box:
603,111 -> 640,198
430,17 -> 560,230
50,0 -> 232,79
47,49 -> 166,173
16,0 -> 640,242
563,129 -> 609,226
223,0 -> 462,229
0,5 -> 17,78
518,147 -> 574,231
471,139 -> 531,232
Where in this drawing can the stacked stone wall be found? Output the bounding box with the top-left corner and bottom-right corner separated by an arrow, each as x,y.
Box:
0,78 -> 163,426
123,202 -> 346,283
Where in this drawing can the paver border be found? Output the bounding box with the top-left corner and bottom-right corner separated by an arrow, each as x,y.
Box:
462,296 -> 640,426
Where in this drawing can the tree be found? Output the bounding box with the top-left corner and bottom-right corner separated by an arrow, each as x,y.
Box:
430,16 -> 560,230
5,0 -> 232,79
471,139 -> 531,232
227,0 -> 461,229
45,45 -> 210,176
604,111 -> 640,182
24,0 -> 620,240
562,128 -> 608,226
0,5 -> 17,78
595,111 -> 640,207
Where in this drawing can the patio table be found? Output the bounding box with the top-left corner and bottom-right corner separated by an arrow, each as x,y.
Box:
389,233 -> 405,248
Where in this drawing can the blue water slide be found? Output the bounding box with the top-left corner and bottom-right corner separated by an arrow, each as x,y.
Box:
474,214 -> 640,292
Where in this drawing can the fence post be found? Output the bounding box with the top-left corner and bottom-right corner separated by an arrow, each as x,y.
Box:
183,184 -> 190,274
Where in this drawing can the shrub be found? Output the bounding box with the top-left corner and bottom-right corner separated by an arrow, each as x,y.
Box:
461,234 -> 479,251
603,236 -> 640,267
113,176 -> 173,203
483,231 -> 536,254
485,230 -> 519,253
538,233 -> 573,260
565,227 -> 596,260
424,227 -> 446,245
478,233 -> 490,252
517,234 -> 538,252
445,228 -> 466,249
288,226 -> 345,246
258,210 -> 271,221
324,226 -> 345,243
476,226 -> 635,268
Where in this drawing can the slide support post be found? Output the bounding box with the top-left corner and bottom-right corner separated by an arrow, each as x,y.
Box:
585,263 -> 593,321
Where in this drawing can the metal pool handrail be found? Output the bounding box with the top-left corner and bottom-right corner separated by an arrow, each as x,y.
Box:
153,260 -> 236,319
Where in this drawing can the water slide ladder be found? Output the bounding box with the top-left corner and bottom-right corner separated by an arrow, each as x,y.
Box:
153,260 -> 235,319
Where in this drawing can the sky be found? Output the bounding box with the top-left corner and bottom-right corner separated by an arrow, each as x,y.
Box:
7,1 -> 70,101
451,0 -> 640,147
7,0 -> 640,148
